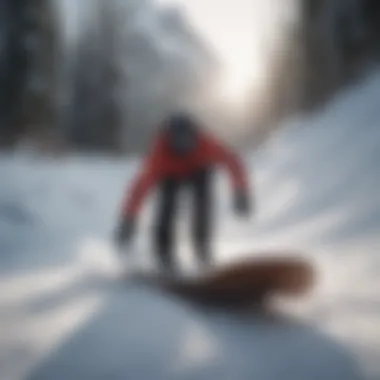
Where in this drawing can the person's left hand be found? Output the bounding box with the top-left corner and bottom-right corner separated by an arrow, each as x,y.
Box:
234,190 -> 252,216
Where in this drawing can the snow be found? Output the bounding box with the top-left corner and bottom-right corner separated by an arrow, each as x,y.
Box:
2,68 -> 380,379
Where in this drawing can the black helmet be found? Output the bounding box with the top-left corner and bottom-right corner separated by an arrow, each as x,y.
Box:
166,112 -> 198,156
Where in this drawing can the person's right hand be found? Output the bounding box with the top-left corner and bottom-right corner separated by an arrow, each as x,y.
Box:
114,217 -> 135,249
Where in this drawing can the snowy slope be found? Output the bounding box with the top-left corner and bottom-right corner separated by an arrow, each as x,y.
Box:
1,69 -> 380,380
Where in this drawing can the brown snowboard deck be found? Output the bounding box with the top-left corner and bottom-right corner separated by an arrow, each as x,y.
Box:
129,254 -> 316,311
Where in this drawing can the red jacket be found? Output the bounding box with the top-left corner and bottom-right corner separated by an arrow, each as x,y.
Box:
122,130 -> 249,218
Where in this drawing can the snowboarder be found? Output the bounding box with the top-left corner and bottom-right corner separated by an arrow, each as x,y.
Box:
114,112 -> 253,274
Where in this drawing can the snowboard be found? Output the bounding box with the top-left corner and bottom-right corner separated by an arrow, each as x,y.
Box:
127,253 -> 315,311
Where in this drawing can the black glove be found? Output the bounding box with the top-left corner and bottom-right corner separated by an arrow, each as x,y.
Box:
233,190 -> 251,216
114,217 -> 135,248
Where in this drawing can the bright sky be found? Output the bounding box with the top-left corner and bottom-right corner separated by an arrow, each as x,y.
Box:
59,0 -> 298,102
156,0 -> 282,101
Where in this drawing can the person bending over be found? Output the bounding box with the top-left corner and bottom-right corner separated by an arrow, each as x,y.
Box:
115,112 -> 253,275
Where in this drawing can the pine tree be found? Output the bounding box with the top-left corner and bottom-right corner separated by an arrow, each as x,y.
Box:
0,0 -> 59,148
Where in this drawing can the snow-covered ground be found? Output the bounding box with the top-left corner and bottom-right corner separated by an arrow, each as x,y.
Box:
1,69 -> 380,380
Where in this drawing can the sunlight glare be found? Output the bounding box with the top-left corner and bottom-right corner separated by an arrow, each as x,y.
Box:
218,63 -> 256,103
156,0 -> 271,101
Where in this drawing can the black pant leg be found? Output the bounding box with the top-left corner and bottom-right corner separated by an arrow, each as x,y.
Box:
190,168 -> 213,266
154,177 -> 180,272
